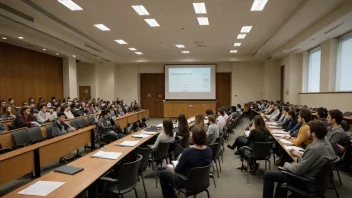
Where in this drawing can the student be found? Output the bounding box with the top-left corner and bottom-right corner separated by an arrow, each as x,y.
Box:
37,97 -> 45,109
151,118 -> 175,150
159,125 -> 212,198
205,109 -> 214,116
36,104 -> 53,124
14,107 -> 39,128
276,106 -> 289,126
316,107 -> 328,127
283,110 -> 300,132
326,109 -> 349,148
110,104 -> 118,117
61,105 -> 75,119
176,114 -> 190,148
236,104 -> 242,114
88,103 -> 95,114
190,113 -> 206,131
128,102 -> 138,112
98,110 -> 124,141
0,100 -> 6,108
8,98 -> 18,115
265,103 -> 280,122
217,108 -> 226,132
223,108 -> 230,122
206,115 -> 219,145
52,112 -> 76,136
262,120 -> 336,198
117,105 -> 125,116
49,107 -> 57,120
290,108 -> 312,148
1,105 -> 16,120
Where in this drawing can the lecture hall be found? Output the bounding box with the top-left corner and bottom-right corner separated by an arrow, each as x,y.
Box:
0,0 -> 352,198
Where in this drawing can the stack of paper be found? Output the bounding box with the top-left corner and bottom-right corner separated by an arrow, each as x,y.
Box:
189,117 -> 195,122
116,140 -> 139,147
132,134 -> 151,139
268,125 -> 281,129
92,151 -> 122,160
18,181 -> 65,196
272,134 -> 287,137
271,130 -> 289,134
244,131 -> 251,137
142,131 -> 157,135
279,139 -> 293,145
284,146 -> 305,152
267,122 -> 278,125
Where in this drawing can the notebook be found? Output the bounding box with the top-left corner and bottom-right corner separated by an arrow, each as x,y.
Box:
54,165 -> 84,175
115,140 -> 139,147
132,134 -> 151,138
92,151 -> 122,160
279,139 -> 293,145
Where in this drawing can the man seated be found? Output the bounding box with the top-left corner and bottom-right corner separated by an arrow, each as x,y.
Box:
206,115 -> 219,145
216,108 -> 226,132
327,109 -> 349,154
262,120 -> 336,198
52,112 -> 76,136
264,103 -> 280,122
36,104 -> 53,124
98,110 -> 124,141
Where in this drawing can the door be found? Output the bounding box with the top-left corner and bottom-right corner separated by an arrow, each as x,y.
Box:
140,74 -> 165,118
79,86 -> 91,100
280,65 -> 285,102
216,73 -> 231,109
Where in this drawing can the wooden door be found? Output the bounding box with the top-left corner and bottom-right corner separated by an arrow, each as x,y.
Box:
280,65 -> 285,102
140,73 -> 165,118
79,86 -> 91,100
216,73 -> 231,109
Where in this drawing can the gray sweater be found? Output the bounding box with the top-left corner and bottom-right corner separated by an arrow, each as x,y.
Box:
284,139 -> 336,181
326,127 -> 349,147
206,124 -> 219,145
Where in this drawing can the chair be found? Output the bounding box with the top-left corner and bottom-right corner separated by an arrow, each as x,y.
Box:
12,129 -> 31,147
136,147 -> 153,198
243,141 -> 273,171
148,142 -> 171,188
28,127 -> 44,144
217,135 -> 225,163
88,116 -> 96,125
173,164 -> 211,198
281,157 -> 340,198
8,123 -> 16,130
46,124 -> 54,138
77,118 -> 86,129
341,120 -> 349,131
100,154 -> 142,198
0,147 -> 12,154
70,119 -> 79,129
168,140 -> 184,162
208,142 -> 222,178
179,133 -> 190,148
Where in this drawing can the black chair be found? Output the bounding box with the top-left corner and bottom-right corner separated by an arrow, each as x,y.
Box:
341,120 -> 349,131
149,142 -> 171,188
243,141 -> 273,171
28,127 -> 44,144
77,118 -> 86,129
7,123 -> 16,130
217,135 -> 225,163
208,142 -> 221,178
88,116 -> 96,125
45,124 -> 54,139
100,154 -> 142,198
281,157 -> 340,198
12,129 -> 31,147
173,164 -> 212,198
136,147 -> 153,198
168,140 -> 184,162
70,119 -> 79,129
179,133 -> 190,148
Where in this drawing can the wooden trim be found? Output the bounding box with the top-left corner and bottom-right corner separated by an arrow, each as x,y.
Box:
164,100 -> 217,102
298,92 -> 352,94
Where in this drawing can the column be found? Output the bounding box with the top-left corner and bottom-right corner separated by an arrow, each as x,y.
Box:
320,39 -> 338,92
63,57 -> 78,98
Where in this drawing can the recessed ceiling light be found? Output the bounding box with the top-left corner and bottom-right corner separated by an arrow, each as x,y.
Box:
176,45 -> 185,48
193,3 -> 207,14
58,0 -> 83,11
197,17 -> 209,26
94,24 -> 110,31
131,5 -> 150,15
144,19 -> 160,27
42,49 -> 46,51
237,34 -> 247,39
230,50 -> 238,53
135,52 -> 143,55
18,37 -> 24,39
234,43 -> 241,46
241,26 -> 252,33
56,53 -> 60,55
182,51 -> 190,54
114,40 -> 127,44
251,0 -> 268,11
72,55 -> 76,57
2,37 -> 7,40
129,48 -> 137,51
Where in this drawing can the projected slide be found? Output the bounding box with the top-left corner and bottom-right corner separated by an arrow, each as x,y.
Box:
169,68 -> 211,92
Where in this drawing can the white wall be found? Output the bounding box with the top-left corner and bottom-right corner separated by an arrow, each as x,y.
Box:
77,62 -> 96,98
263,61 -> 281,101
299,93 -> 352,112
63,57 -> 77,98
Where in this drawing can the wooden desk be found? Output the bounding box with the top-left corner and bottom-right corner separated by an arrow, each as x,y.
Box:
113,110 -> 148,129
127,113 -> 139,123
3,128 -> 160,198
343,116 -> 352,121
1,119 -> 15,131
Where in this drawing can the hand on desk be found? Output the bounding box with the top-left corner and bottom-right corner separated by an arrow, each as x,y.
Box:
284,135 -> 291,140
290,150 -> 302,158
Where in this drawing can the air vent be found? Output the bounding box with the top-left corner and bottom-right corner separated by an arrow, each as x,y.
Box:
324,22 -> 343,35
0,2 -> 34,22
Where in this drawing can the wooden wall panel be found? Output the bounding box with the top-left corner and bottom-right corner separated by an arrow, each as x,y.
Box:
163,101 -> 216,118
0,43 -> 63,106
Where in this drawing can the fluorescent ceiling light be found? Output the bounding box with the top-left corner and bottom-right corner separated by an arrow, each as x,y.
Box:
114,40 -> 127,44
135,52 -> 143,55
241,26 -> 252,33
176,45 -> 185,48
56,53 -> 60,55
42,49 -> 46,51
193,3 -> 207,14
251,0 -> 268,11
237,34 -> 247,39
129,48 -> 137,51
230,50 -> 238,53
144,19 -> 160,27
2,37 -> 7,40
58,0 -> 83,11
94,24 -> 110,31
234,43 -> 241,46
182,51 -> 190,54
72,55 -> 76,57
197,17 -> 209,25
18,37 -> 24,39
131,5 -> 150,15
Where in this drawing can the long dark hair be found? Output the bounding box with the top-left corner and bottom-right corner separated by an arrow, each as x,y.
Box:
253,115 -> 269,133
287,110 -> 297,121
163,118 -> 174,137
195,113 -> 205,128
178,114 -> 189,135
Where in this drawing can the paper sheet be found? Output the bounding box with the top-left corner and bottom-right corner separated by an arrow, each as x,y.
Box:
267,122 -> 278,125
92,151 -> 122,160
116,140 -> 139,147
268,125 -> 281,129
284,146 -> 305,152
18,181 -> 65,196
271,130 -> 289,134
156,124 -> 163,128
279,139 -> 293,145
167,161 -> 179,169
142,131 -> 157,135
132,134 -> 151,138
272,134 -> 287,137
244,131 -> 251,137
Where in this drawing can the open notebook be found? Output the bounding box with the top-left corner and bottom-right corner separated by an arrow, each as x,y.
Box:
92,151 -> 122,160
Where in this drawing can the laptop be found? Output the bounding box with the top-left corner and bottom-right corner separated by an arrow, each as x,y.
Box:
54,165 -> 84,175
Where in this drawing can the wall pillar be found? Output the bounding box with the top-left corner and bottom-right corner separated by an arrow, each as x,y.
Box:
63,57 -> 77,98
320,39 -> 338,92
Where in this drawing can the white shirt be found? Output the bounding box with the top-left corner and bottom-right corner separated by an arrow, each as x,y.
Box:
65,111 -> 75,119
217,115 -> 226,132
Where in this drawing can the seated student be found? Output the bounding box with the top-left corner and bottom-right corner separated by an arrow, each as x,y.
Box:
205,109 -> 214,116
36,104 -> 53,124
98,110 -> 124,141
48,107 -> 57,120
265,103 -> 281,122
264,101 -> 274,114
117,105 -> 125,116
14,107 -> 40,128
316,107 -> 328,127
88,103 -> 96,114
109,104 -> 118,117
236,104 -> 242,114
223,108 -> 230,122
176,114 -> 190,148
327,110 -> 349,149
216,108 -> 226,132
206,115 -> 220,145
276,106 -> 289,127
0,100 -> 6,108
283,110 -> 299,131
159,125 -> 212,198
1,105 -> 16,120
8,98 -> 18,115
262,120 -> 336,198
151,118 -> 175,150
52,112 -> 76,136
61,105 -> 75,119
288,108 -> 312,148
237,115 -> 270,171
127,102 -> 138,113
190,113 -> 207,132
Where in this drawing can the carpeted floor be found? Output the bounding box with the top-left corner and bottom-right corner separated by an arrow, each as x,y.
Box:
1,117 -> 351,198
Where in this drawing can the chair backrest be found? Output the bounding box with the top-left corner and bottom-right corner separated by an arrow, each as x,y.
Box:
28,127 -> 43,143
173,140 -> 184,157
136,147 -> 153,172
12,129 -> 31,146
70,119 -> 79,129
186,164 -> 211,194
8,123 -> 16,130
343,111 -> 352,116
313,158 -> 339,196
77,118 -> 86,129
153,142 -> 171,161
250,141 -> 273,160
341,120 -> 349,131
88,116 -> 95,125
208,142 -> 221,159
116,154 -> 142,192
46,124 -> 53,138
179,133 -> 190,148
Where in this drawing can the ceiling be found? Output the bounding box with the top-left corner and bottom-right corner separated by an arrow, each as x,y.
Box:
0,0 -> 351,63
